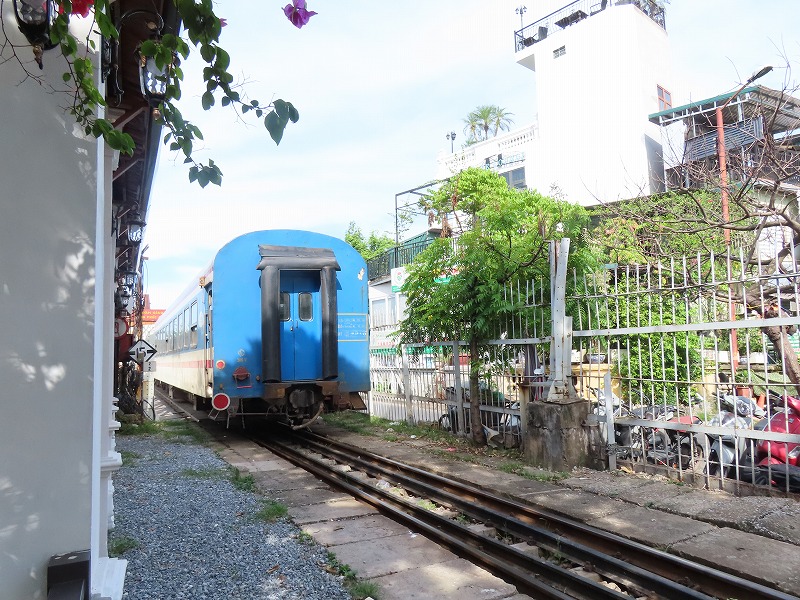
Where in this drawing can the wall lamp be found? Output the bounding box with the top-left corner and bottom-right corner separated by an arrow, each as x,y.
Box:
137,42 -> 169,110
125,210 -> 146,244
102,9 -> 167,109
13,0 -> 59,69
119,270 -> 138,287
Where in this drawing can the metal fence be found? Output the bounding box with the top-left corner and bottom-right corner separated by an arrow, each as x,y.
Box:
571,248 -> 800,494
369,278 -> 552,449
369,240 -> 800,495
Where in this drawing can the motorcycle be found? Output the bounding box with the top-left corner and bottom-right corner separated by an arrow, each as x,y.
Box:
748,391 -> 800,492
639,403 -> 703,470
697,390 -> 765,479
589,387 -> 646,461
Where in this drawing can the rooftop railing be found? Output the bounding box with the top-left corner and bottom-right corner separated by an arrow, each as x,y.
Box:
367,239 -> 436,281
513,0 -> 665,52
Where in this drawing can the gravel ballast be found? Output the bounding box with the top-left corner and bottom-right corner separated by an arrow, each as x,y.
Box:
114,430 -> 352,600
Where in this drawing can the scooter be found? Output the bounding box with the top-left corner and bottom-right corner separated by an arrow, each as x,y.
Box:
749,391 -> 800,492
697,391 -> 765,479
641,403 -> 703,470
589,388 -> 649,461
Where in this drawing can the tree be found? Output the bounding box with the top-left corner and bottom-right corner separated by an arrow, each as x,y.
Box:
345,222 -> 395,261
3,0 -> 317,187
462,105 -> 514,144
592,70 -> 800,393
397,168 -> 593,444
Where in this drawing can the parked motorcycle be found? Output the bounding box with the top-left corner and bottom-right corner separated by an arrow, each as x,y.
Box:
589,387 -> 645,461
749,391 -> 800,492
697,390 -> 765,479
640,403 -> 702,470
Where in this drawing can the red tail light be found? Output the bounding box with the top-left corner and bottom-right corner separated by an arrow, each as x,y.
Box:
212,393 -> 230,411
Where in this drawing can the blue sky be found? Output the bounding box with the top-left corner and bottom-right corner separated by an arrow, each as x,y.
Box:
142,0 -> 799,308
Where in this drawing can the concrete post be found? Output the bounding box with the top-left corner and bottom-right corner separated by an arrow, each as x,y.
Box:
524,238 -> 594,471
401,345 -> 414,425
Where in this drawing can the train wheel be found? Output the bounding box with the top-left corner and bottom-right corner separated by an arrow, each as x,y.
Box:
290,400 -> 324,430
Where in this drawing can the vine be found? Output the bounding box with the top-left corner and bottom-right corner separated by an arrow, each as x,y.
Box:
5,0 -> 316,187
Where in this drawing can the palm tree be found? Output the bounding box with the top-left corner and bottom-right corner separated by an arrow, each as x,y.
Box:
491,106 -> 514,137
462,105 -> 515,144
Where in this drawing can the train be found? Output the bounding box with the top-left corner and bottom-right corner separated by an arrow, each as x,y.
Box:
148,230 -> 370,427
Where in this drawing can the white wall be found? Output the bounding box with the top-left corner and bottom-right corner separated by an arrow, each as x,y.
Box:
0,7 -> 121,598
516,3 -> 673,205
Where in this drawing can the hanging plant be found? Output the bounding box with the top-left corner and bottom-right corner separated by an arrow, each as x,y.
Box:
3,0 -> 316,187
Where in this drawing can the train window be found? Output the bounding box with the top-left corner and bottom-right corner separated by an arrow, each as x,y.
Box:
298,292 -> 313,321
172,319 -> 178,351
190,301 -> 198,347
184,308 -> 192,348
279,292 -> 290,321
178,311 -> 185,349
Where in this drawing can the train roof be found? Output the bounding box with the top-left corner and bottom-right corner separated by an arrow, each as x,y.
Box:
150,230 -> 363,330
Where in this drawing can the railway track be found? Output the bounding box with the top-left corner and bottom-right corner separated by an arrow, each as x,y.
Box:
251,429 -> 797,600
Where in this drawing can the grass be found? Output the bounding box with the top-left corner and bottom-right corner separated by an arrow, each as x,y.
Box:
119,450 -> 140,466
322,410 -> 578,485
255,499 -> 288,522
230,468 -> 257,493
108,535 -> 138,557
296,531 -> 314,544
325,551 -> 357,582
160,419 -> 211,444
118,420 -> 160,436
497,461 -> 569,482
117,417 -> 210,445
349,581 -> 381,600
416,498 -> 438,511
322,411 -> 455,444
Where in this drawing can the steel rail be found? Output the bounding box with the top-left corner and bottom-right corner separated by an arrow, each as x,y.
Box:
290,433 -> 709,600
260,436 -> 630,600
293,431 -> 797,600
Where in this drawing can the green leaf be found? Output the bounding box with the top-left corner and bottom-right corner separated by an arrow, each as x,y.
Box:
140,39 -> 158,57
201,91 -> 215,110
265,111 -> 287,145
274,99 -> 289,119
287,102 -> 300,123
214,47 -> 230,71
200,44 -> 215,62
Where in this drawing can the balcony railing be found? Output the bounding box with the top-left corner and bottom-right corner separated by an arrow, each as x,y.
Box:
513,0 -> 665,52
367,239 -> 436,281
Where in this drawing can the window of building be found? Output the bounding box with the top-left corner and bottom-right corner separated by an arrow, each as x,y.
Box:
371,298 -> 386,327
501,167 -> 526,190
553,46 -> 566,58
657,85 -> 672,111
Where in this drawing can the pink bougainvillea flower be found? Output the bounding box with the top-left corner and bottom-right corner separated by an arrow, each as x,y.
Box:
219,18 -> 227,27
70,0 -> 94,18
283,0 -> 317,29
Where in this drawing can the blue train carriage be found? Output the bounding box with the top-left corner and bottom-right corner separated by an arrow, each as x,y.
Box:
150,230 -> 369,425
211,230 -> 369,427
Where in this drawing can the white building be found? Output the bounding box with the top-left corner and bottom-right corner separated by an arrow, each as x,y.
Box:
437,0 -> 674,206
0,1 -> 175,597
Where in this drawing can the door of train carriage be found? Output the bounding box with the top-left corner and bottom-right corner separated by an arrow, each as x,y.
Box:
279,270 -> 323,381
